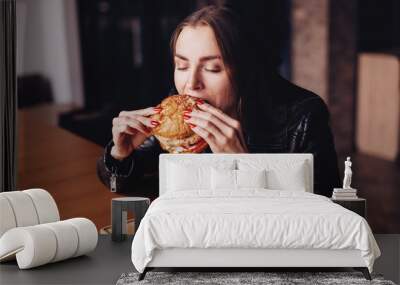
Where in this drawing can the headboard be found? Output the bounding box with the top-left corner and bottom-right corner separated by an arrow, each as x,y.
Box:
159,153 -> 313,196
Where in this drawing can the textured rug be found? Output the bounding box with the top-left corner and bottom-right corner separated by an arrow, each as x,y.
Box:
116,271 -> 396,285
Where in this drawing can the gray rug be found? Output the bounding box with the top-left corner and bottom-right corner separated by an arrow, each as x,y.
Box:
116,271 -> 396,285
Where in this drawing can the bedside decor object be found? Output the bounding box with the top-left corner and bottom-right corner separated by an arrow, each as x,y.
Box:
343,157 -> 353,189
112,197 -> 150,242
0,189 -> 98,269
332,157 -> 358,199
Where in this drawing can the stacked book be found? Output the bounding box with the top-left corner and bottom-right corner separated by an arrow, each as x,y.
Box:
332,188 -> 358,200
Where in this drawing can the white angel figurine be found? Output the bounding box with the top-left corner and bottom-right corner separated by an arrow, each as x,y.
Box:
343,157 -> 353,189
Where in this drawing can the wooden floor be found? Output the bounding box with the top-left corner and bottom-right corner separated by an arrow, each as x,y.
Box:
17,104 -> 122,230
17,104 -> 400,233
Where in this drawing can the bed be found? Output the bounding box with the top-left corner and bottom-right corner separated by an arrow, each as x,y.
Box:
131,154 -> 381,281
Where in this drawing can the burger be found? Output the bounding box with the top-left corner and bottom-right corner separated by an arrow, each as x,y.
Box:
150,94 -> 208,153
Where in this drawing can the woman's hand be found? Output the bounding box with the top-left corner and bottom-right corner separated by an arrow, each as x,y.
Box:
110,106 -> 161,160
183,100 -> 248,153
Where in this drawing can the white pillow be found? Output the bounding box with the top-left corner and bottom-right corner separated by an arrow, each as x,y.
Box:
211,168 -> 267,190
238,159 -> 309,192
167,162 -> 210,191
167,160 -> 235,192
211,168 -> 236,190
237,169 -> 267,188
267,162 -> 307,191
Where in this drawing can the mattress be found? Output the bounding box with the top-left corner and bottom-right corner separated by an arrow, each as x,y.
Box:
131,189 -> 380,273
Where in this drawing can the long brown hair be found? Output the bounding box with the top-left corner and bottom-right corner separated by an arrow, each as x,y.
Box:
169,5 -> 262,128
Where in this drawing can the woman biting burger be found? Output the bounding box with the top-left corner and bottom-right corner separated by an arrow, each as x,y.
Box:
97,5 -> 340,198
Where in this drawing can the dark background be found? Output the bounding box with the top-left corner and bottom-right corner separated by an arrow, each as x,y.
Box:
60,0 -> 292,147
16,0 -> 400,150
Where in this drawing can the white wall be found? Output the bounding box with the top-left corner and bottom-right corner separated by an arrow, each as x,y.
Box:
17,0 -> 84,107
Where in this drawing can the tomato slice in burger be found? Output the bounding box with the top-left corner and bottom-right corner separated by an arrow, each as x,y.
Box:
187,139 -> 208,153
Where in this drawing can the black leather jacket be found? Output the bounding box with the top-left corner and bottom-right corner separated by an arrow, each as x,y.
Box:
97,75 -> 340,199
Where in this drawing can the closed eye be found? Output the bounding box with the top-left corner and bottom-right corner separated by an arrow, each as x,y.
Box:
204,67 -> 221,73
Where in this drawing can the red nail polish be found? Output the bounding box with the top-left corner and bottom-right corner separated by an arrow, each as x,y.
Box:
196,99 -> 204,105
151,120 -> 159,126
188,123 -> 196,128
183,115 -> 191,120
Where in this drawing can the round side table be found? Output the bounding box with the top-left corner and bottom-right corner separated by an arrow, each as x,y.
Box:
111,197 -> 150,242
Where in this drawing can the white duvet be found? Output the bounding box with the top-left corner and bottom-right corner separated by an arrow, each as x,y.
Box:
131,189 -> 380,273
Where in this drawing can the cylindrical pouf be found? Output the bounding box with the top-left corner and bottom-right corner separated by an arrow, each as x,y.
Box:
0,226 -> 57,269
65,218 -> 98,257
0,196 -> 17,237
0,192 -> 39,227
0,189 -> 59,235
42,221 -> 79,262
23,188 -> 60,224
0,218 -> 98,269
